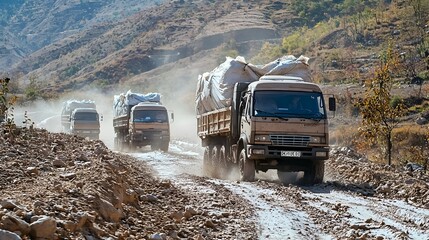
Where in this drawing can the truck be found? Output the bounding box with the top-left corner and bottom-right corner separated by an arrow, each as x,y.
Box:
61,100 -> 101,139
69,108 -> 101,139
196,56 -> 336,184
113,91 -> 172,152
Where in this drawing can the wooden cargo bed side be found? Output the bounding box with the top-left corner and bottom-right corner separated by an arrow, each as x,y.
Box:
113,115 -> 129,129
197,107 -> 231,137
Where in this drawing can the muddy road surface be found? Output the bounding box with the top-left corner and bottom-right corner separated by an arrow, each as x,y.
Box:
128,140 -> 429,240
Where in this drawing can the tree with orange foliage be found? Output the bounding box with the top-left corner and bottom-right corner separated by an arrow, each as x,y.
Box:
356,44 -> 407,165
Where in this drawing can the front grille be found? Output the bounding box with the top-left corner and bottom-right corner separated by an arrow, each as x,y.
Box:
270,135 -> 310,146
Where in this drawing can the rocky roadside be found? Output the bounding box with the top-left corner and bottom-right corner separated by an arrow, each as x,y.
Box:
0,125 -> 256,240
1,123 -> 428,240
326,146 -> 429,208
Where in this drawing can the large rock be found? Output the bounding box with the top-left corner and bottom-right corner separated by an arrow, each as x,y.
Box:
96,198 -> 123,223
0,213 -> 30,235
0,229 -> 21,240
29,216 -> 56,239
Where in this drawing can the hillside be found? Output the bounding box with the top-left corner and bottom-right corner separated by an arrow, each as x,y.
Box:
2,0 -> 426,104
0,0 -> 164,69
6,1 -> 295,97
1,1 -> 428,128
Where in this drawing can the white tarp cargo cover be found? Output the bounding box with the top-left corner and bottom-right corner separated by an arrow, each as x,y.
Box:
195,55 -> 312,114
61,100 -> 96,115
114,90 -> 161,117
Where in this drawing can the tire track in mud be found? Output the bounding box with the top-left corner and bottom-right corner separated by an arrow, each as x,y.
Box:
264,181 -> 429,239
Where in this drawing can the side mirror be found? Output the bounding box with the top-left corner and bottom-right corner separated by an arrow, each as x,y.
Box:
328,97 -> 336,111
100,114 -> 104,122
170,112 -> 174,122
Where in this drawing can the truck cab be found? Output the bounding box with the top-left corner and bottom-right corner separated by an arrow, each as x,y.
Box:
128,102 -> 171,151
70,108 -> 101,140
237,76 -> 335,183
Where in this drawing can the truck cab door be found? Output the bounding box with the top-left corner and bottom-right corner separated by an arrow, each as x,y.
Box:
240,93 -> 252,136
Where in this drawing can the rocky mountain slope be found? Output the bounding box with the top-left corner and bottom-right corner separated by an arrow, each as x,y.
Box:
0,0 -> 163,69
7,0 -> 294,97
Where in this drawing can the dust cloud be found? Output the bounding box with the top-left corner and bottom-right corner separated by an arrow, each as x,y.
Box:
11,85 -> 201,151
12,89 -> 115,147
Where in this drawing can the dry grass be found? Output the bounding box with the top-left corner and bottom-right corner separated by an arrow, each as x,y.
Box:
331,121 -> 429,167
393,124 -> 429,166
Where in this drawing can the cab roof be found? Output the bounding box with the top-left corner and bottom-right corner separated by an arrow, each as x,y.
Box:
72,108 -> 98,113
248,76 -> 322,93
133,102 -> 167,110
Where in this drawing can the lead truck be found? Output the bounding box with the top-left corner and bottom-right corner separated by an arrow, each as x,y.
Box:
196,55 -> 336,184
113,91 -> 171,151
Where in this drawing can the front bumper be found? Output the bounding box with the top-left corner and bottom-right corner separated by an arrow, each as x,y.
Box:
246,144 -> 329,172
72,130 -> 100,139
246,144 -> 329,161
131,133 -> 169,145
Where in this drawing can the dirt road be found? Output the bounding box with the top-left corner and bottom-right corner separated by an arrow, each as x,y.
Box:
131,140 -> 429,240
2,110 -> 428,239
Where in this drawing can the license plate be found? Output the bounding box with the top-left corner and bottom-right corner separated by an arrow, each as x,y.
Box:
281,151 -> 301,157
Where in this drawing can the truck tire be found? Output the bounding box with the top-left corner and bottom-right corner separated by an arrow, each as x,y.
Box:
203,146 -> 213,176
211,145 -> 221,178
128,143 -> 137,152
118,139 -> 124,151
161,141 -> 169,152
114,137 -> 118,150
219,145 -> 231,177
303,160 -> 324,185
151,142 -> 160,151
238,148 -> 255,182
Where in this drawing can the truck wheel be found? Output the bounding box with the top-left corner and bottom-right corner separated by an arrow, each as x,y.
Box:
151,143 -> 160,151
129,143 -> 137,152
114,137 -> 118,150
303,160 -> 325,185
118,139 -> 124,151
219,145 -> 231,177
160,141 -> 169,152
203,146 -> 213,176
238,148 -> 255,182
211,145 -> 221,178
277,171 -> 298,184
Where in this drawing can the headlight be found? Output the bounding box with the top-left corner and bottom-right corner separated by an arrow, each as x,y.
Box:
310,137 -> 326,144
255,135 -> 270,142
316,152 -> 327,157
251,149 -> 265,155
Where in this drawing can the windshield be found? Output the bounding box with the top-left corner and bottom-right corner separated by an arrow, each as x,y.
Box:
73,112 -> 98,121
253,91 -> 326,119
133,110 -> 168,123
